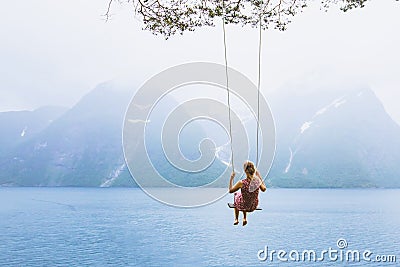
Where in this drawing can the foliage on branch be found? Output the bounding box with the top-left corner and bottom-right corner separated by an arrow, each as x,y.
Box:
104,0 -> 394,38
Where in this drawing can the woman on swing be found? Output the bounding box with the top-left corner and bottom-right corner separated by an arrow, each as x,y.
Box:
229,161 -> 266,226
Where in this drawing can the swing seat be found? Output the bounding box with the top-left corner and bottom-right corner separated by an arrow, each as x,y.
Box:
227,203 -> 262,210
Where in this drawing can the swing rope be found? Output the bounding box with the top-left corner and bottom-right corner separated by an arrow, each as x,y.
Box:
222,1 -> 235,171
222,3 -> 263,171
256,16 -> 262,167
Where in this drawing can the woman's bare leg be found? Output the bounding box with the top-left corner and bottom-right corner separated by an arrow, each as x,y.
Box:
242,211 -> 247,226
234,208 -> 239,225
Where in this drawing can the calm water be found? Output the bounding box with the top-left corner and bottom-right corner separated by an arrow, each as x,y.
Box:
0,188 -> 399,266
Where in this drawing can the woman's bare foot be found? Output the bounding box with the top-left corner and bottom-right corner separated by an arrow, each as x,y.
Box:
233,219 -> 239,225
242,219 -> 247,226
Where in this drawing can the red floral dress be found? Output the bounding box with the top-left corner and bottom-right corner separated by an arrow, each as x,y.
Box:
234,178 -> 259,212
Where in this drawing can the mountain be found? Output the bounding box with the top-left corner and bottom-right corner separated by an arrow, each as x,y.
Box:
267,87 -> 400,188
0,81 -> 226,187
0,82 -> 134,186
1,81 -> 400,188
0,106 -> 67,154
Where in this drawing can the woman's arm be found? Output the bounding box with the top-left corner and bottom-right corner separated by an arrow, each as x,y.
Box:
259,180 -> 267,192
229,172 -> 242,193
256,170 -> 267,192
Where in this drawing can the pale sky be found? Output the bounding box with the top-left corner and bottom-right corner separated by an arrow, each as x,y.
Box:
0,1 -> 399,123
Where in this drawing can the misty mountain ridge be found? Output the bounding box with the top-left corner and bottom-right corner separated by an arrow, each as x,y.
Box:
1,81 -> 400,188
0,82 -> 134,187
0,106 -> 67,154
267,87 -> 400,187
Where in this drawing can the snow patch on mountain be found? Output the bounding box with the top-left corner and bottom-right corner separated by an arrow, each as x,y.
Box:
313,97 -> 345,118
315,106 -> 328,116
20,126 -> 27,137
101,163 -> 126,187
334,99 -> 347,108
215,142 -> 232,168
284,147 -> 296,173
298,96 -> 347,135
300,121 -> 313,134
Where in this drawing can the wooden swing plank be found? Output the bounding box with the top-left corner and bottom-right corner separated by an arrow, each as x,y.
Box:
227,203 -> 262,210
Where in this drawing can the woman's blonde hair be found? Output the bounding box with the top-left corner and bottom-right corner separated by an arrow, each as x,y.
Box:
243,161 -> 255,176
